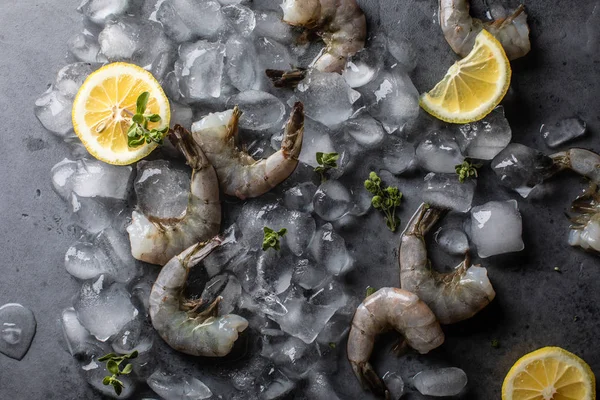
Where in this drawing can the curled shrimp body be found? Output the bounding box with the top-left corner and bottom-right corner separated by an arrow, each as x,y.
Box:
347,287 -> 444,399
569,185 -> 600,253
149,237 -> 249,357
440,0 -> 530,60
400,204 -> 496,325
191,102 -> 304,199
127,126 -> 221,266
551,148 -> 600,185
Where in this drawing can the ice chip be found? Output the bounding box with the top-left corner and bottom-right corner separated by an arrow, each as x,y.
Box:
383,372 -> 405,400
255,251 -> 294,295
225,35 -> 261,92
61,307 -> 96,356
255,37 -> 296,71
227,91 -> 285,131
173,40 -> 226,101
387,36 -> 417,72
68,32 -> 106,63
342,40 -> 386,88
283,182 -> 318,213
148,370 -> 213,400
295,70 -> 360,128
416,130 -> 465,173
283,211 -> 317,256
306,372 -> 341,400
288,118 -> 336,167
254,11 -> 294,43
360,68 -> 419,133
422,173 -> 476,213
454,106 -> 512,159
470,200 -> 524,258
78,0 -> 130,25
308,223 -> 353,275
343,114 -> 385,149
261,332 -> 320,377
413,367 -> 468,397
201,274 -> 242,314
70,194 -> 115,233
540,116 -> 587,148
313,181 -> 353,222
382,135 -> 416,174
156,0 -> 224,42
73,276 -> 138,341
34,86 -> 73,137
222,4 -> 256,36
435,227 -> 470,255
292,259 -> 328,290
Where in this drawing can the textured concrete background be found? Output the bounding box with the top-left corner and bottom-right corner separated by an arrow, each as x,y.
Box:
0,0 -> 598,399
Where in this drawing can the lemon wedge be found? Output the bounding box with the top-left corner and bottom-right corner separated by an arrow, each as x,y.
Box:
72,62 -> 170,165
502,346 -> 596,400
420,29 -> 511,123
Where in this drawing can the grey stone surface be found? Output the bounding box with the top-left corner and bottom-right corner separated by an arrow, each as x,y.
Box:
0,1 -> 599,399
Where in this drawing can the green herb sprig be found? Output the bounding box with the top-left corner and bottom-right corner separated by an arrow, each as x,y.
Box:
365,286 -> 376,298
262,227 -> 287,251
98,351 -> 138,395
127,92 -> 169,148
314,152 -> 339,182
364,172 -> 403,232
455,159 -> 481,183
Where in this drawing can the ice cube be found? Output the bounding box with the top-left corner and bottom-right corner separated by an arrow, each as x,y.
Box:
291,258 -> 328,290
313,181 -> 353,222
61,308 -> 96,356
203,224 -> 251,277
255,251 -> 294,295
147,370 -> 213,400
305,371 -> 341,400
34,86 -> 73,137
295,70 -> 360,128
422,173 -> 476,213
51,158 -> 133,201
68,31 -> 106,63
173,40 -> 226,101
98,16 -> 174,67
259,369 -> 296,400
156,0 -> 224,42
288,118 -> 336,167
93,228 -> 140,283
65,241 -> 110,281
470,200 -> 524,258
360,68 -> 419,133
69,194 -> 114,233
308,223 -> 353,276
222,4 -> 256,36
343,114 -> 385,149
435,227 -> 470,256
540,116 -> 587,148
283,211 -> 317,256
169,102 -> 194,130
413,367 -> 468,397
235,196 -> 284,249
382,135 -> 416,175
225,35 -> 261,92
111,317 -> 154,354
342,45 -> 386,88
226,91 -> 285,131
416,130 -> 465,173
254,11 -> 294,44
255,37 -> 296,71
201,274 -> 242,314
73,275 -> 138,341
78,0 -> 130,25
454,106 -> 512,160
387,36 -> 417,72
134,159 -> 190,219
229,356 -> 273,391
491,143 -> 555,197
315,311 -> 351,347
383,372 -> 405,400
283,182 -> 318,213
261,332 -> 320,378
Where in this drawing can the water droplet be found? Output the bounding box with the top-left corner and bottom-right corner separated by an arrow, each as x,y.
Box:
0,303 -> 36,360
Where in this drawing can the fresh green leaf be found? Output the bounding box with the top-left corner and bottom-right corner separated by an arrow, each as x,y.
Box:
148,114 -> 161,122
136,92 -> 150,114
316,152 -> 324,164
328,342 -> 336,349
102,376 -> 112,385
112,379 -> 124,396
98,353 -> 117,362
132,114 -> 144,124
314,152 -> 339,182
455,159 -> 481,183
366,286 -> 376,297
126,350 -> 139,359
106,360 -> 119,375
121,364 -> 133,374
262,226 -> 287,251
364,172 -> 403,232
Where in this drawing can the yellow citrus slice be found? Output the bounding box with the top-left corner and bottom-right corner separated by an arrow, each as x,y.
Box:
502,346 -> 596,400
420,29 -> 511,123
72,62 -> 170,165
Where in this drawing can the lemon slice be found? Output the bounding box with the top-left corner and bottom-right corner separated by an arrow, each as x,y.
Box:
420,29 -> 511,123
502,346 -> 596,400
72,62 -> 170,165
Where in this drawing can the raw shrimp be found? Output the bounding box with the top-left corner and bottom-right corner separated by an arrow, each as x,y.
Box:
127,125 -> 221,266
266,0 -> 367,86
399,203 -> 496,325
347,287 -> 444,399
149,236 -> 249,357
191,102 -> 304,199
569,185 -> 600,253
551,148 -> 600,185
439,0 -> 531,60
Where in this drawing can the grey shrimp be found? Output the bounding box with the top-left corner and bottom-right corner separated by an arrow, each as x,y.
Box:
400,203 -> 496,325
439,0 -> 531,60
149,237 -> 249,357
191,102 -> 304,199
551,148 -> 600,185
127,126 -> 221,266
267,0 -> 366,86
347,287 -> 444,399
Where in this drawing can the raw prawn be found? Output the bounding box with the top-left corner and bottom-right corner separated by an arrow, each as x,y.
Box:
266,0 -> 367,86
149,236 -> 249,357
191,102 -> 304,199
347,287 -> 444,399
399,203 -> 496,325
569,184 -> 600,253
551,148 -> 600,185
127,125 -> 221,266
439,0 -> 531,60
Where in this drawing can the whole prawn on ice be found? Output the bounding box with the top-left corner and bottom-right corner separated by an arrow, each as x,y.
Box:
400,203 -> 496,324
149,236 -> 248,357
266,0 -> 367,86
191,102 -> 304,199
127,126 -> 221,266
347,287 -> 445,399
439,0 -> 531,60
